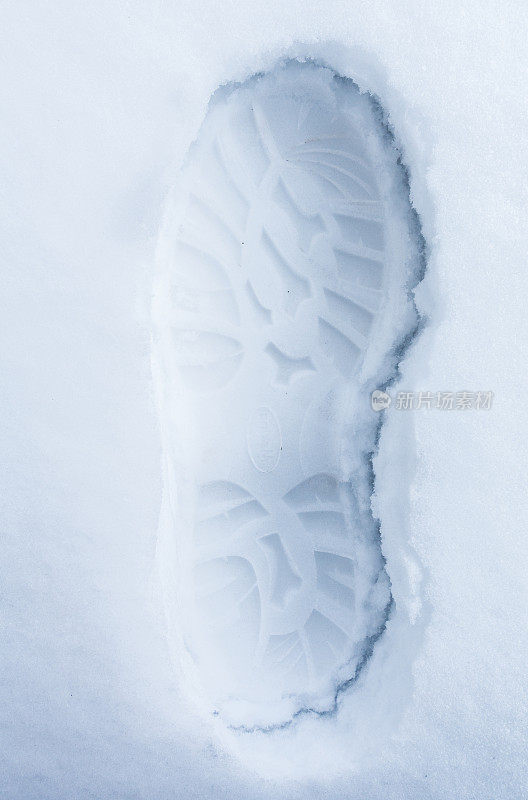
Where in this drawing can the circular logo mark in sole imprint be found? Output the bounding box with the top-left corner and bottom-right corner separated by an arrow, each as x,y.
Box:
247,407 -> 282,472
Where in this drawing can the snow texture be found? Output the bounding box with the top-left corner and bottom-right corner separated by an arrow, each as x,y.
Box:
1,1 -> 528,798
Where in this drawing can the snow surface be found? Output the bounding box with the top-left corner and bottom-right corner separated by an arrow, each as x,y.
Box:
2,1 -> 528,798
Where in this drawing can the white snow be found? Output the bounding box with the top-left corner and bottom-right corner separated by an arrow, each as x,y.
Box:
1,1 -> 527,798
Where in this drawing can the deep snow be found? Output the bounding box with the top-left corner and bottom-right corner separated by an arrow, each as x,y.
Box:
1,1 -> 527,798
